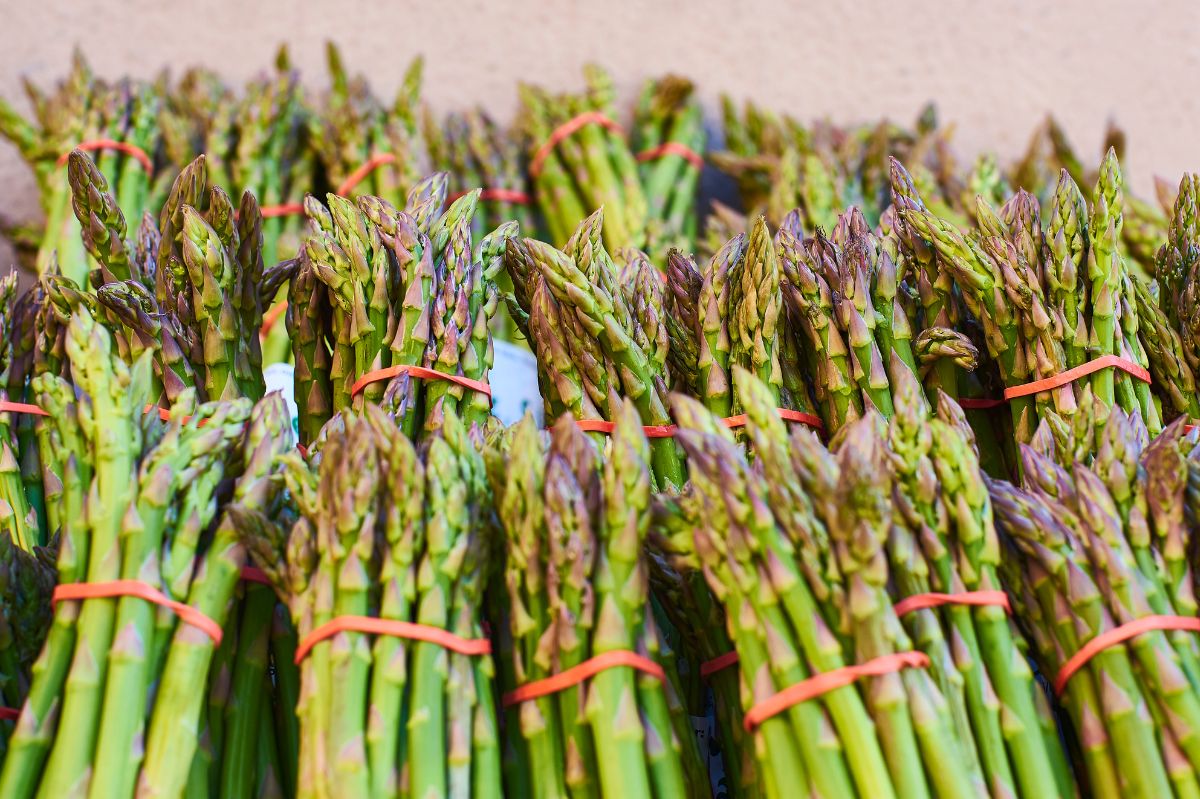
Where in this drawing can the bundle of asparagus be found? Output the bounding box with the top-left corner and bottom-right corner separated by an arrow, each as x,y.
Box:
294,175 -> 514,444
0,307 -> 292,798
518,66 -> 648,252
632,75 -> 705,262
0,52 -> 165,284
63,149 -> 271,404
244,403 -> 499,799
655,365 -> 1072,798
487,407 -> 708,799
0,523 -> 54,757
310,44 -> 431,212
899,150 -> 1167,445
990,416 -> 1200,798
427,109 -> 534,240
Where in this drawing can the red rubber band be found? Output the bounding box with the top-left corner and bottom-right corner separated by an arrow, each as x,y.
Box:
336,153 -> 398,197
260,301 -> 288,338
0,707 -> 18,721
296,443 -> 309,458
1185,424 -> 1196,434
529,112 -> 625,178
700,650 -> 740,678
295,615 -> 491,664
53,580 -> 222,644
240,566 -> 271,585
744,651 -> 930,732
893,590 -> 1011,618
349,364 -> 492,403
502,649 -> 664,708
0,401 -> 49,417
957,397 -> 1007,410
1054,615 -> 1200,696
636,142 -> 704,170
447,188 -> 531,205
1003,355 -> 1151,400
259,202 -> 306,219
58,140 -> 154,176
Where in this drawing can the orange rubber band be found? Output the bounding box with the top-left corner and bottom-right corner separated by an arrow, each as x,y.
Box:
574,408 -> 823,438
893,590 -> 1011,618
957,397 -> 1007,410
447,188 -> 531,205
260,301 -> 289,338
53,580 -> 222,643
336,153 -> 398,197
529,112 -> 625,178
240,566 -> 271,585
722,408 -> 825,434
259,202 -> 306,219
635,142 -> 704,170
0,401 -> 49,417
0,707 -> 18,721
502,649 -> 664,708
1054,615 -> 1200,696
349,364 -> 492,403
744,651 -> 930,732
1003,355 -> 1151,400
58,140 -> 154,176
295,615 -> 491,664
700,650 -> 740,678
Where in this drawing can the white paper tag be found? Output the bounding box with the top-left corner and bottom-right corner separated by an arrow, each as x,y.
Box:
263,362 -> 300,439
490,340 -> 543,427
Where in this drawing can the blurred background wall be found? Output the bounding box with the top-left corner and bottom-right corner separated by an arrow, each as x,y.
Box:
2,0 -> 1198,266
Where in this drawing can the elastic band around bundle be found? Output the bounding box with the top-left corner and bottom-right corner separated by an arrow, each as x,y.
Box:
1003,355 -> 1151,400
744,651 -> 930,732
350,364 -> 492,403
53,580 -> 223,644
1054,615 -> 1200,696
893,590 -> 1011,618
447,188 -> 531,205
529,112 -> 625,178
336,153 -> 398,197
635,142 -> 704,170
502,649 -> 664,708
58,140 -> 154,176
0,401 -> 49,417
0,707 -> 18,721
295,615 -> 491,664
240,566 -> 271,585
260,301 -> 289,338
699,650 -> 740,678
574,407 -> 823,438
258,202 -> 306,219
957,397 -> 1007,410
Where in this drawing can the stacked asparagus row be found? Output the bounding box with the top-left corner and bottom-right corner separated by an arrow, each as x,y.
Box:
990,416 -> 1200,798
245,403 -> 500,799
487,407 -> 708,799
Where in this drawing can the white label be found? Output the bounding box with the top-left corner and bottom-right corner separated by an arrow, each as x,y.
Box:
490,341 -> 543,427
263,362 -> 300,440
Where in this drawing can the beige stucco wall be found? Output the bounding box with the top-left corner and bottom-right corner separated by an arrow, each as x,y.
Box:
2,0 -> 1198,267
